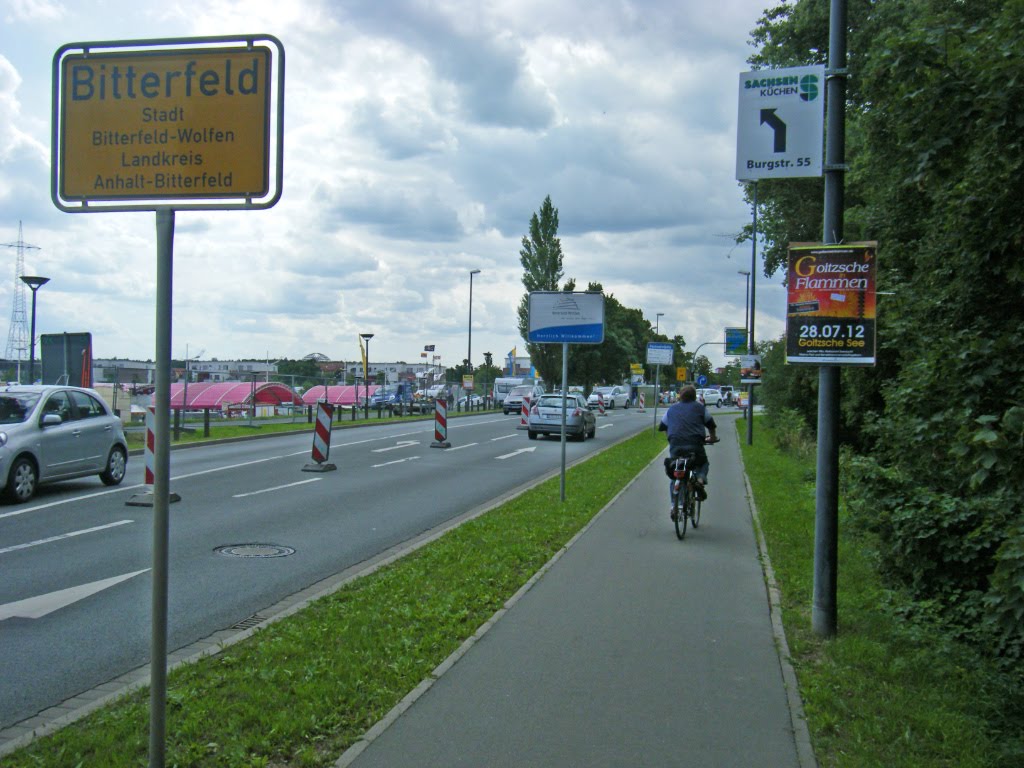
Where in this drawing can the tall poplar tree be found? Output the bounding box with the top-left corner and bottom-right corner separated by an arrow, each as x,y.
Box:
516,196 -> 570,385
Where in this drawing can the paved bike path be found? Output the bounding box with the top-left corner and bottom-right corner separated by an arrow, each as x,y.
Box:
340,415 -> 811,767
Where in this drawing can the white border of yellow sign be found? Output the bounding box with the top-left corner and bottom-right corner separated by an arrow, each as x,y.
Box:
52,35 -> 284,212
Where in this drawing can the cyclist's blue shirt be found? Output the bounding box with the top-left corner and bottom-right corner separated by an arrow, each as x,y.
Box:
661,401 -> 715,449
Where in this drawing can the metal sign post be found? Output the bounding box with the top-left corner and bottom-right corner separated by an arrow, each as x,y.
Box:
527,291 -> 605,501
51,35 -> 285,768
646,342 -> 674,430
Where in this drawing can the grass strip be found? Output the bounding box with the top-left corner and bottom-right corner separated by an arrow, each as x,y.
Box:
740,417 -> 1022,768
7,429 -> 667,767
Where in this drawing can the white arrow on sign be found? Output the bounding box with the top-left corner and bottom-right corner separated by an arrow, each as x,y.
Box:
372,440 -> 419,453
0,569 -> 150,621
495,446 -> 537,460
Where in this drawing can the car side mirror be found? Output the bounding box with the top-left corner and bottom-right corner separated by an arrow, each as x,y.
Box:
41,413 -> 63,426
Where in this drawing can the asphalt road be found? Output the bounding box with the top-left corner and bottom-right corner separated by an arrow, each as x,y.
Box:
0,406 -> 654,730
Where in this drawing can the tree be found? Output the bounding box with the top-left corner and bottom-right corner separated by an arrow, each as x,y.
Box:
746,0 -> 1024,664
516,196 -> 569,385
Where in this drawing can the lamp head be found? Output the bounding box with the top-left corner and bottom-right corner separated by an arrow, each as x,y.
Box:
21,275 -> 50,290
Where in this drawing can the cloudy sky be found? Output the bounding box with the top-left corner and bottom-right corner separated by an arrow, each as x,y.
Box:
1,0 -> 786,373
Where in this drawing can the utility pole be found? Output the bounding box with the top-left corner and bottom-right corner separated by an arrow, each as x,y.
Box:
3,222 -> 41,377
813,0 -> 848,639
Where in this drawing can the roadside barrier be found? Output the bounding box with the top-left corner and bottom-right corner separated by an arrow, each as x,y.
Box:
519,395 -> 531,428
303,402 -> 337,472
598,393 -> 607,417
638,392 -> 646,412
126,406 -> 181,506
431,398 -> 451,448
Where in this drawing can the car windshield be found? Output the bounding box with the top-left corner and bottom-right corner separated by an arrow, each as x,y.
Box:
0,393 -> 39,424
593,387 -> 614,395
537,396 -> 573,408
509,385 -> 534,396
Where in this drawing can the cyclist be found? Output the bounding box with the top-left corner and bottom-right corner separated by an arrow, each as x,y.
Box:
659,385 -> 719,514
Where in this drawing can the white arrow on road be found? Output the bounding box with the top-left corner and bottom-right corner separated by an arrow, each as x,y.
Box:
0,569 -> 150,621
372,440 -> 420,453
495,446 -> 537,460
373,456 -> 422,468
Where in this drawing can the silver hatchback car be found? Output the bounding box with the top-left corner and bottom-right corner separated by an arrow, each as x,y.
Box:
0,385 -> 129,503
527,393 -> 597,441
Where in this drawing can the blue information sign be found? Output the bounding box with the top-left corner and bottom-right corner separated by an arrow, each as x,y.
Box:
527,291 -> 605,344
697,375 -> 707,387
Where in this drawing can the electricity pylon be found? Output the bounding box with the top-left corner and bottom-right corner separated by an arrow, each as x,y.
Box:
3,221 -> 40,367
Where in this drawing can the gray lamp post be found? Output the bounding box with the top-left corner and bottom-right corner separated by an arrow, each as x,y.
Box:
360,333 -> 374,419
468,269 -> 480,407
21,275 -> 50,384
738,270 -> 751,351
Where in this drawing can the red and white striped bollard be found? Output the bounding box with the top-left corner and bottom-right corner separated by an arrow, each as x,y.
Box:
431,398 -> 451,448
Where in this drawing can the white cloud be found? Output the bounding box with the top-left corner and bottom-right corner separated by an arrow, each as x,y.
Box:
0,0 -> 784,371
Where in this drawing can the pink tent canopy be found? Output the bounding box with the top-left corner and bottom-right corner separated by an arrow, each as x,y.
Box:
300,384 -> 377,406
166,381 -> 304,410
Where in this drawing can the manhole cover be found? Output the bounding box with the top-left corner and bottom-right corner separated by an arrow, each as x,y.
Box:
215,544 -> 295,558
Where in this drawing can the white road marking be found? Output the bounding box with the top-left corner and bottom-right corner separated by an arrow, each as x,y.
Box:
0,520 -> 135,556
232,478 -> 322,498
371,440 -> 420,453
373,456 -> 421,468
599,423 -> 614,429
490,434 -> 518,442
0,569 -> 149,621
447,442 -> 478,451
495,447 -> 537,460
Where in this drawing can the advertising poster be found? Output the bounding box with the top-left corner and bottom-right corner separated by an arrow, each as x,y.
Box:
740,355 -> 763,384
786,242 -> 878,365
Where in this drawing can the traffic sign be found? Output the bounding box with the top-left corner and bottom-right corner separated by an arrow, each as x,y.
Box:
725,327 -> 747,355
52,36 -> 284,212
697,375 -> 707,387
736,65 -> 825,181
527,291 -> 605,344
646,342 -> 673,366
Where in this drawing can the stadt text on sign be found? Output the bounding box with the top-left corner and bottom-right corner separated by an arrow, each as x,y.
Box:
58,47 -> 272,201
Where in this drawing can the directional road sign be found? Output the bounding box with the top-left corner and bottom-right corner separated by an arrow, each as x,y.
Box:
736,65 -> 825,181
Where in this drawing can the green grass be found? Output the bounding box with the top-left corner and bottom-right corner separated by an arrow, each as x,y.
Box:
6,429 -> 667,767
740,417 -> 1023,768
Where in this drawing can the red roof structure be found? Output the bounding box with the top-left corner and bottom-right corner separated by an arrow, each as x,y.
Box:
166,381 -> 304,410
300,384 -> 378,406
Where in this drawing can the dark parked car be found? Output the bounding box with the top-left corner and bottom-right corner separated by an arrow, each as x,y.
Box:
0,385 -> 129,503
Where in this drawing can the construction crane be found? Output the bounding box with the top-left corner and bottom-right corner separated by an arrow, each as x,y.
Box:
2,221 -> 41,375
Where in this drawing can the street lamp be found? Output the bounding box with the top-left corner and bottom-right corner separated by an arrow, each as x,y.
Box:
360,333 -> 374,419
21,275 -> 49,384
738,270 -> 751,351
468,269 -> 481,408
653,312 -> 665,400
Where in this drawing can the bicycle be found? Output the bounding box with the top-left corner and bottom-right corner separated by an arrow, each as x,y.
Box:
669,453 -> 701,540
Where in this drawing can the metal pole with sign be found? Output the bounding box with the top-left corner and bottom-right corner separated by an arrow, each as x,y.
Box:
737,63 -> 825,446
52,34 -> 285,768
646,342 -> 674,430
528,291 -> 605,501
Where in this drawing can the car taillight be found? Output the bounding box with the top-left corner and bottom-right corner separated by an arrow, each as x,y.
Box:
572,407 -> 582,417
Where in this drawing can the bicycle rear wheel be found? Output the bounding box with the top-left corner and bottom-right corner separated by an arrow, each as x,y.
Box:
674,489 -> 689,540
692,494 -> 702,529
